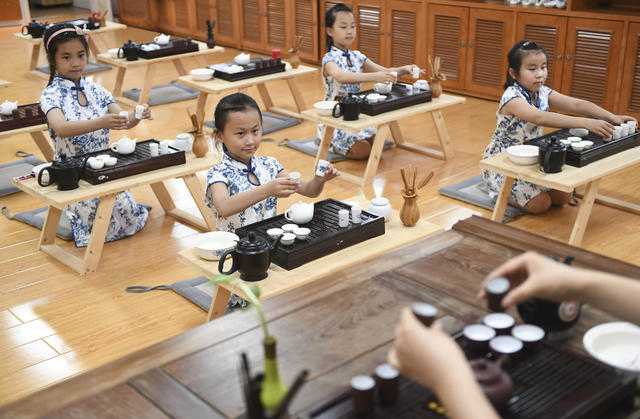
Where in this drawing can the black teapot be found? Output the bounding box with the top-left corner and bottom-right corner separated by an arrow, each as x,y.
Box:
22,19 -> 47,39
118,40 -> 139,61
538,136 -> 567,173
218,232 -> 280,281
37,154 -> 86,191
332,95 -> 361,121
517,298 -> 581,342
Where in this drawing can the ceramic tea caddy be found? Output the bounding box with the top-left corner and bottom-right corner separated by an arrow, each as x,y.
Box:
218,232 -> 281,281
37,153 -> 86,190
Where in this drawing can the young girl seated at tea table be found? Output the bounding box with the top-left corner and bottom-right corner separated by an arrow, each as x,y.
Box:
39,23 -> 152,247
482,40 -> 636,214
320,3 -> 420,159
388,252 -> 640,419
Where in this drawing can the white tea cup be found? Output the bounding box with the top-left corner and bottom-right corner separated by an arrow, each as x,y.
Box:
612,126 -> 623,140
289,171 -> 301,183
627,120 -> 637,133
149,142 -> 159,157
135,105 -> 144,119
412,66 -> 420,79
338,209 -> 349,227
175,133 -> 192,151
160,140 -> 170,154
316,159 -> 330,177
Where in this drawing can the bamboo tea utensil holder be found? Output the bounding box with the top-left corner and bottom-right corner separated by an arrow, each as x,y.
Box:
400,189 -> 420,227
190,111 -> 209,157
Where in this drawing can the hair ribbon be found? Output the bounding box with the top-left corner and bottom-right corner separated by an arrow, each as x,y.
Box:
46,25 -> 90,52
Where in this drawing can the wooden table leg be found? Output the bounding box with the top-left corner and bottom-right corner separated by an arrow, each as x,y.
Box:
195,92 -> 209,127
361,124 -> 391,186
172,58 -> 187,76
139,64 -> 158,105
569,179 -> 600,246
393,112 -> 447,160
181,173 -> 217,231
207,286 -> 231,321
39,206 -> 62,248
314,125 -> 334,169
30,130 -> 54,162
431,109 -> 455,159
29,43 -> 41,72
389,120 -> 404,145
256,83 -> 274,110
113,66 -> 126,97
150,181 -> 177,214
82,193 -> 116,275
491,176 -> 515,221
286,78 -> 307,113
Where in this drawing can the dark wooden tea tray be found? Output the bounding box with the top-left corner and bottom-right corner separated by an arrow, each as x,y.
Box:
525,128 -> 639,167
303,332 -> 636,418
46,18 -> 100,31
358,84 -> 432,116
78,139 -> 185,185
235,198 -> 385,270
208,57 -> 286,81
137,38 -> 199,59
0,103 -> 46,133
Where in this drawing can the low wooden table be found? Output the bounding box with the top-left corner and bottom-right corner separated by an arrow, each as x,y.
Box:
178,200 -> 442,321
12,21 -> 127,79
176,63 -> 317,121
96,43 -> 224,107
479,147 -> 640,246
11,151 -> 219,275
3,216 -> 638,418
300,93 -> 466,187
0,123 -> 53,161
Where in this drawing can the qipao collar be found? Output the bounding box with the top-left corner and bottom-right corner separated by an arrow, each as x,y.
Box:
331,45 -> 354,67
54,75 -> 86,93
513,81 -> 541,109
222,144 -> 256,175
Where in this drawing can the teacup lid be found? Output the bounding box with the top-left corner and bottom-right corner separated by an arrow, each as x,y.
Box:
371,197 -> 389,206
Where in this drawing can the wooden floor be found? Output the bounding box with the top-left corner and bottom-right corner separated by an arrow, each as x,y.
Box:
0,22 -> 638,407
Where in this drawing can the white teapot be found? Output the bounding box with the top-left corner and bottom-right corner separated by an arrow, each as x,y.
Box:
0,100 -> 18,115
234,52 -> 251,66
154,33 -> 171,45
284,201 -> 314,224
111,136 -> 137,155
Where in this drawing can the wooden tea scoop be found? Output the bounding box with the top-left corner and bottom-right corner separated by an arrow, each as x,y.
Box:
417,170 -> 434,190
400,168 -> 410,194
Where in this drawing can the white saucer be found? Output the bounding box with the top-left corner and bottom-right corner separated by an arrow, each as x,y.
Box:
583,322 -> 640,372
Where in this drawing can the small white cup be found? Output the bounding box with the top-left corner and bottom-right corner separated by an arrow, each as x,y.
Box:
119,110 -> 129,123
160,140 -> 170,154
88,157 -> 104,170
104,156 -> 117,167
390,71 -> 398,81
135,105 -> 144,119
412,67 -> 420,79
627,120 -> 637,133
316,159 -> 330,177
289,171 -> 301,183
338,209 -> 349,228
613,126 -> 623,140
351,205 -> 361,224
149,142 -> 159,157
620,123 -> 630,137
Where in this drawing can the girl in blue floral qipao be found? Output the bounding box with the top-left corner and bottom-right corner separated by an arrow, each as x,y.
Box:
320,3 -> 420,159
482,40 -> 636,214
205,93 -> 339,308
39,23 -> 151,247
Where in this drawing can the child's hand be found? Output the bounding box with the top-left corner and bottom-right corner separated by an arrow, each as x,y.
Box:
583,119 -> 614,138
315,163 -> 340,182
374,71 -> 396,84
610,115 -> 637,126
140,104 -> 153,120
266,177 -> 299,198
102,114 -> 129,130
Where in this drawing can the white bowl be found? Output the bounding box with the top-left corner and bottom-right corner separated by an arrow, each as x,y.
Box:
293,227 -> 310,240
560,139 -> 571,146
280,232 -> 296,246
506,144 -> 538,165
108,48 -> 119,58
266,228 -> 283,239
566,136 -> 582,143
193,231 -> 239,260
569,128 -> 589,137
314,101 -> 337,116
282,223 -> 298,233
571,142 -> 586,151
373,82 -> 392,94
580,140 -> 593,149
583,322 -> 640,372
190,68 -> 214,81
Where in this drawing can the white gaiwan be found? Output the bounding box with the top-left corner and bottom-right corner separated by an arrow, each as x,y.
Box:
284,201 -> 314,224
0,100 -> 18,115
235,52 -> 251,66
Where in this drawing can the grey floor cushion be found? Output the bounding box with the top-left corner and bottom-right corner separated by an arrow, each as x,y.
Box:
438,175 -> 525,223
37,61 -> 111,75
123,81 -> 199,105
126,276 -> 213,312
281,138 -> 394,162
0,155 -> 45,197
1,206 -> 73,240
204,111 -> 300,135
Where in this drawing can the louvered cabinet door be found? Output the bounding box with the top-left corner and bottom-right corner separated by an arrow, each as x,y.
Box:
293,0 -> 319,62
215,0 -> 240,47
265,0 -> 289,51
118,0 -> 155,28
194,0 -> 215,40
617,23 -> 640,118
387,1 -> 425,79
561,18 -> 623,110
428,5 -> 468,91
354,1 -> 384,65
465,8 -> 514,99
319,0 -> 354,57
516,13 -> 567,93
241,0 -> 264,51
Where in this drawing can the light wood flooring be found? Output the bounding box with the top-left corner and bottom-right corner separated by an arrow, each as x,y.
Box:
0,23 -> 639,407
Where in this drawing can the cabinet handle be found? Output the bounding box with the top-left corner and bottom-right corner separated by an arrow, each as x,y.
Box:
566,54 -> 571,61
387,31 -> 391,36
469,42 -> 473,47
557,54 -> 562,60
380,30 -> 385,35
313,21 -> 317,26
461,41 -> 465,47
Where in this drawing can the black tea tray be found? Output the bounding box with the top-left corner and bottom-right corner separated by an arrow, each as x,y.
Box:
137,38 -> 199,59
0,103 -> 46,132
357,84 -> 432,116
208,57 -> 286,82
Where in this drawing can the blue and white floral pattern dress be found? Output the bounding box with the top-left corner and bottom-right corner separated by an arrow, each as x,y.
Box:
40,76 -> 148,247
205,146 -> 283,233
318,45 -> 377,155
481,84 -> 553,206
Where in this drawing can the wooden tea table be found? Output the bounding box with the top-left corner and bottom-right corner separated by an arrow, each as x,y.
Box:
3,216 -> 638,418
96,43 -> 224,107
178,198 -> 442,321
0,123 -> 53,161
300,93 -> 465,187
480,147 -> 640,246
11,152 -> 219,275
12,21 -> 127,79
176,63 -> 317,121
0,79 -> 9,87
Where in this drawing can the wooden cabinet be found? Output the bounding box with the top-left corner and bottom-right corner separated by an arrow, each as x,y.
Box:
118,0 -> 155,29
155,0 -> 196,36
428,4 -> 513,99
292,0 -> 320,62
212,0 -> 241,48
619,23 -> 640,119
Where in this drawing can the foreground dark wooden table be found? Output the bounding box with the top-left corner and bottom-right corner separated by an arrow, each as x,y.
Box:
2,216 -> 638,418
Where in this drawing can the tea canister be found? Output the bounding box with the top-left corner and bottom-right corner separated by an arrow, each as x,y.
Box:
368,197 -> 392,222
